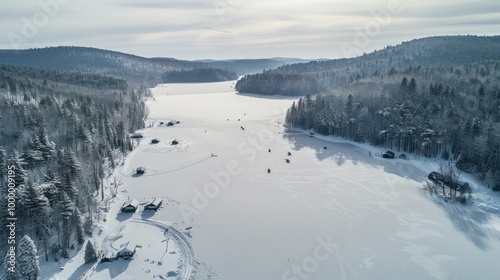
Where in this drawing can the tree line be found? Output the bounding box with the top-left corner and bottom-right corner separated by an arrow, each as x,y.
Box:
161,68 -> 237,83
285,62 -> 500,190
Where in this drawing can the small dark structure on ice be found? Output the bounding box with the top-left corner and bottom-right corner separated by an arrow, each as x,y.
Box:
285,159 -> 290,163
382,151 -> 395,158
136,167 -> 146,175
267,168 -> 271,173
287,152 -> 292,156
151,138 -> 160,144
171,139 -> 179,145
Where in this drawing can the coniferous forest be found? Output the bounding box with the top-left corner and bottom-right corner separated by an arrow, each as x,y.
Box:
284,62 -> 500,190
161,68 -> 238,83
0,63 -> 148,268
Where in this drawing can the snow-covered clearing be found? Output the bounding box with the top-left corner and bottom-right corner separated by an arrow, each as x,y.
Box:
51,81 -> 500,280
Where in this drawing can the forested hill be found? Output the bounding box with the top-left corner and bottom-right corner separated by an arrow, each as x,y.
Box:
0,47 -> 310,85
285,61 -> 500,189
0,47 -> 211,86
236,35 -> 500,96
0,64 -> 148,271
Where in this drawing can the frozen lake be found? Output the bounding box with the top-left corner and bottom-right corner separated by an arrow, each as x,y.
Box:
56,81 -> 500,280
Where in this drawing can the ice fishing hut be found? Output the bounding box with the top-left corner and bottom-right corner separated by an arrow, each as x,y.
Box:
382,151 -> 395,158
121,199 -> 139,213
136,167 -> 146,174
144,198 -> 163,211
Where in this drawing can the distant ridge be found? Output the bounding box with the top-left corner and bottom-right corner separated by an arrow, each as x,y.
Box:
236,35 -> 500,96
0,46 -> 313,85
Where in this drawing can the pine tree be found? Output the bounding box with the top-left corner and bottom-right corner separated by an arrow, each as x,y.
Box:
18,235 -> 40,280
409,78 -> 417,95
84,240 -> 98,263
74,208 -> 85,245
36,128 -> 55,161
60,192 -> 75,258
23,184 -> 51,239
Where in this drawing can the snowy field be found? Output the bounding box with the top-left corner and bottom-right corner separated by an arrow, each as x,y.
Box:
52,81 -> 500,280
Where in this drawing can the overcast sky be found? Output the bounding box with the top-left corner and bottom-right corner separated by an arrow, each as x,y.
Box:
1,0 -> 499,60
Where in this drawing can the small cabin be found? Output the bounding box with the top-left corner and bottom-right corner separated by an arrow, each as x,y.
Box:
382,151 -> 395,158
167,121 -> 175,126
131,133 -> 143,139
121,199 -> 139,213
151,138 -> 160,144
117,243 -> 136,260
100,251 -> 115,263
171,139 -> 179,145
136,167 -> 146,174
145,198 -> 163,211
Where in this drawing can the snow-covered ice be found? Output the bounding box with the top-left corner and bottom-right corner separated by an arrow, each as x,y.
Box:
51,81 -> 500,280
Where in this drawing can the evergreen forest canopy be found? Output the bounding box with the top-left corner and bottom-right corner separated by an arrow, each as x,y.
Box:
285,62 -> 500,190
0,63 -> 148,275
161,68 -> 238,83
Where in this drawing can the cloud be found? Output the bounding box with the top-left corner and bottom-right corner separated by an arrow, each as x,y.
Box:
0,0 -> 498,59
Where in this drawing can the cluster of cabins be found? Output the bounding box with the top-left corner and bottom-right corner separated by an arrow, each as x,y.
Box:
121,198 -> 163,213
382,150 -> 406,159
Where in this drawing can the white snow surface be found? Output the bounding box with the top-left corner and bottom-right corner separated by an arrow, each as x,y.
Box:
48,81 -> 500,280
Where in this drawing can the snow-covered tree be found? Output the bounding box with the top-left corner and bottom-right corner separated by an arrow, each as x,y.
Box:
22,184 -> 52,241
74,208 -> 85,245
17,235 -> 40,280
84,240 -> 98,263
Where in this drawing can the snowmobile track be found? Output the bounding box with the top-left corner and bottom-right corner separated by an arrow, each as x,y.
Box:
133,219 -> 195,280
